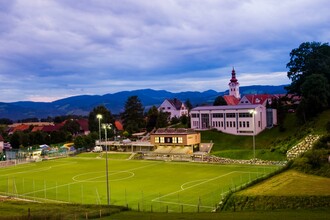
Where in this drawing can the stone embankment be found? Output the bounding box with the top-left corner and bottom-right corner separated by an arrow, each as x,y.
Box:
206,156 -> 286,166
286,134 -> 320,160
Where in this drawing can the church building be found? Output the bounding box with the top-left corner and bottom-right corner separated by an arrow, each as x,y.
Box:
190,69 -> 277,136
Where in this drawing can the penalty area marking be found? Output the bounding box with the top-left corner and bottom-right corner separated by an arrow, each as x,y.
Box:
72,171 -> 135,183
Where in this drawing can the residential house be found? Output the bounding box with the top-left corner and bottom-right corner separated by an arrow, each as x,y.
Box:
158,98 -> 188,119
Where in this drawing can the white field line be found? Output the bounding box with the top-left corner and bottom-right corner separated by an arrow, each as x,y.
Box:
21,161 -> 161,196
0,163 -> 37,172
0,162 -> 77,177
152,170 -> 267,209
152,171 -> 237,202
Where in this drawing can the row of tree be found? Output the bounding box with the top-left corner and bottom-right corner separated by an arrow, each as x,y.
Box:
286,42 -> 330,121
88,96 -> 191,135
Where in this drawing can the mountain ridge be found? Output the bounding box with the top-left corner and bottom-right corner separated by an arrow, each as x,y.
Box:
0,85 -> 287,120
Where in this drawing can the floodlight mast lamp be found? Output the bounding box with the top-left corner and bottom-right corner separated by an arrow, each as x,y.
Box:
249,109 -> 257,161
96,114 -> 102,145
102,123 -> 112,206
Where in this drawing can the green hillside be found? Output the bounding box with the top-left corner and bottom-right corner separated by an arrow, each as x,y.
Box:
202,110 -> 330,161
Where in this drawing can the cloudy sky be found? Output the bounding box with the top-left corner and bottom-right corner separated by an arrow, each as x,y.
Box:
1,0 -> 329,102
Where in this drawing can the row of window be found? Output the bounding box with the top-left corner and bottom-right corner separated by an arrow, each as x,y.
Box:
212,121 -> 251,128
192,112 -> 254,118
154,137 -> 183,144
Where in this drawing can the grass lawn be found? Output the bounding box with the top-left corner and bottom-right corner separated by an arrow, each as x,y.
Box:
237,170 -> 330,196
0,157 -> 279,213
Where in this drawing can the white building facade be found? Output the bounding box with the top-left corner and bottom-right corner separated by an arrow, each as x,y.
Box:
190,104 -> 267,136
158,98 -> 188,119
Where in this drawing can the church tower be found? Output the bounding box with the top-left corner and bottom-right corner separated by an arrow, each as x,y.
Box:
228,68 -> 240,99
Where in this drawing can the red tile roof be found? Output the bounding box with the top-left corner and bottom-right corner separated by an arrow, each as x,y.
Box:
115,120 -> 124,131
223,95 -> 240,105
12,124 -> 30,132
243,94 -> 273,105
77,119 -> 89,132
31,126 -> 44,132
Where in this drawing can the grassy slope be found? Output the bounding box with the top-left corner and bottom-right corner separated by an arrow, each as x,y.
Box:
222,170 -> 330,211
237,170 -> 330,196
202,110 -> 330,160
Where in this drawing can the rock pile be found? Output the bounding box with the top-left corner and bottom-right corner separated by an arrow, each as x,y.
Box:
206,156 -> 286,166
286,134 -> 320,160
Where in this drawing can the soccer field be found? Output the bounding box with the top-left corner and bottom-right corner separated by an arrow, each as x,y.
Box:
0,154 -> 279,212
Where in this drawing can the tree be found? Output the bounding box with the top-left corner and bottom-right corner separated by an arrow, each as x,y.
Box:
286,42 -> 330,95
74,136 -> 87,149
213,96 -> 227,106
10,132 -> 20,149
156,110 -> 169,128
185,99 -> 193,112
0,118 -> 13,125
61,120 -> 81,135
296,74 -> 330,121
146,106 -> 158,132
88,105 -> 114,133
121,96 -> 145,135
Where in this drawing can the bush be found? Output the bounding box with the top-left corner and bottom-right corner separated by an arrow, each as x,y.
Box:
313,134 -> 330,150
326,121 -> 330,133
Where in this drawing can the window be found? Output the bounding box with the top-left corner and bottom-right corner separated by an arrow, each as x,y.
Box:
226,113 -> 236,118
233,121 -> 236,127
247,121 -> 250,127
167,107 -> 171,110
221,121 -> 224,127
165,137 -> 172,143
243,121 -> 246,127
230,121 -> 232,127
239,113 -> 252,118
191,113 -> 200,118
212,113 -> 224,118
160,137 -> 164,143
178,137 -> 183,143
155,137 -> 159,143
239,121 -> 242,127
173,137 -> 178,143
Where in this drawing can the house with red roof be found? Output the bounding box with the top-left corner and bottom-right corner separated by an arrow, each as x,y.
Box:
76,119 -> 90,135
239,94 -> 274,106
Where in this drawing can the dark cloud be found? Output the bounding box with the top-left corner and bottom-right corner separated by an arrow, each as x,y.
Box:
0,0 -> 329,102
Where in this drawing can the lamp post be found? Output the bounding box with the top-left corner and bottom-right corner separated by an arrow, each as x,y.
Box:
249,110 -> 257,160
102,123 -> 112,206
96,114 -> 102,145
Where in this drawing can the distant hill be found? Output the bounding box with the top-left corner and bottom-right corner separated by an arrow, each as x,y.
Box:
0,85 -> 287,120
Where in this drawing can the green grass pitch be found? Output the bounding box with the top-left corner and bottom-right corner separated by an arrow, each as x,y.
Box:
0,153 -> 279,212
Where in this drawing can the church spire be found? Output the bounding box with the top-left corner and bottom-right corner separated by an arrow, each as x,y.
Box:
230,67 -> 238,83
228,67 -> 240,99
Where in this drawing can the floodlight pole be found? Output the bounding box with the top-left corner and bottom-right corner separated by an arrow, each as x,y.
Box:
97,114 -> 102,145
103,123 -> 111,206
249,110 -> 256,161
